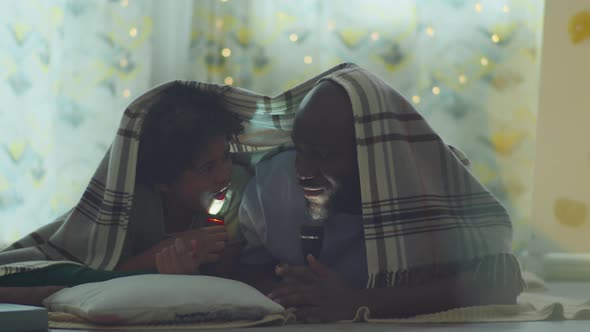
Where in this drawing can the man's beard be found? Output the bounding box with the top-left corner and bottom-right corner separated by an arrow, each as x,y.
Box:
305,175 -> 340,221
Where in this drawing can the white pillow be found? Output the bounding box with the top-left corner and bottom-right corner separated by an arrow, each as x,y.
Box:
43,274 -> 284,325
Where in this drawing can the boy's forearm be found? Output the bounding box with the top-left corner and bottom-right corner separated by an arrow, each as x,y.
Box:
115,239 -> 173,271
0,286 -> 64,306
0,287 -> 29,303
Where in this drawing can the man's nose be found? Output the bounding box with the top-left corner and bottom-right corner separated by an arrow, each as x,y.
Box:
295,153 -> 319,178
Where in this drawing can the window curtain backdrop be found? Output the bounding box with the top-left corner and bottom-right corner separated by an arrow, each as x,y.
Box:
0,0 -> 543,253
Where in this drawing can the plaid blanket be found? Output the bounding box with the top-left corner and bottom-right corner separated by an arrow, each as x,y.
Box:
1,64 -> 519,291
319,66 -> 518,287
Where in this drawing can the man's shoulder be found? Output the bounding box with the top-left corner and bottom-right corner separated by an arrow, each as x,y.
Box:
257,148 -> 296,168
231,145 -> 294,174
253,149 -> 296,181
241,149 -> 298,201
241,148 -> 299,205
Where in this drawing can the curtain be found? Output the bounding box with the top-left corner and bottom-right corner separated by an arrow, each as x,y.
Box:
0,0 -> 544,252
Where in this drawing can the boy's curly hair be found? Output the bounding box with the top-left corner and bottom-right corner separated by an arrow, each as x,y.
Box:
136,83 -> 243,185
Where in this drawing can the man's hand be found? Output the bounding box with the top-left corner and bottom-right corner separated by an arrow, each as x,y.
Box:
172,225 -> 227,263
155,238 -> 201,275
268,255 -> 363,323
268,255 -> 523,321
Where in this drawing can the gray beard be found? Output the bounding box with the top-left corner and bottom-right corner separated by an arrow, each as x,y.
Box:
303,173 -> 340,221
308,201 -> 330,221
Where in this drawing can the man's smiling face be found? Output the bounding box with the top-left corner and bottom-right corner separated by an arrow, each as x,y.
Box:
292,81 -> 361,220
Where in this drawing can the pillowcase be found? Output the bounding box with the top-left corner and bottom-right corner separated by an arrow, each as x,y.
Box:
43,274 -> 284,325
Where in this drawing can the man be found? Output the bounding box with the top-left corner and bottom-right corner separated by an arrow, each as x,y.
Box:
239,65 -> 524,322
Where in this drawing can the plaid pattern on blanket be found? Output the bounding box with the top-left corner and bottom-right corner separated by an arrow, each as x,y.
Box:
1,64 -> 519,291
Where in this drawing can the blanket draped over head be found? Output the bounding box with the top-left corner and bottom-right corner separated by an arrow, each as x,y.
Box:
1,63 -> 522,292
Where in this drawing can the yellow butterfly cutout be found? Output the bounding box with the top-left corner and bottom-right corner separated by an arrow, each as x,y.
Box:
490,130 -> 525,156
275,11 -> 297,25
337,28 -> 369,49
235,26 -> 253,46
554,197 -> 588,227
252,58 -> 272,76
191,29 -> 202,42
520,47 -> 537,63
569,11 -> 590,44
1,56 -> 17,79
50,6 -> 64,27
5,140 -> 28,163
432,67 -> 470,93
0,174 -> 9,192
8,230 -> 23,243
487,22 -> 519,44
50,195 -> 62,211
203,54 -> 228,74
11,22 -> 32,44
490,71 -> 523,91
503,177 -> 526,198
513,106 -> 536,124
472,162 -> 497,185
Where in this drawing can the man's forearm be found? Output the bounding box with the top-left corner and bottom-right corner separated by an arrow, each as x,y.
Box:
356,271 -> 517,318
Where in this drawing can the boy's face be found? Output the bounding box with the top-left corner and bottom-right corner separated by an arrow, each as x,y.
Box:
164,135 -> 232,214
